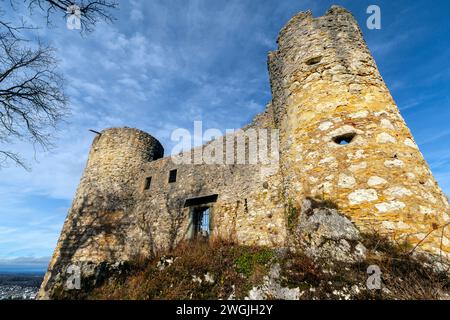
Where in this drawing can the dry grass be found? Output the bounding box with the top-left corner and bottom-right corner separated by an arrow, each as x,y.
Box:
90,239 -> 274,300
279,233 -> 449,300
85,235 -> 449,300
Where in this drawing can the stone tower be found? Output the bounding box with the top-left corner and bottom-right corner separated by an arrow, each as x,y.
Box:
37,128 -> 164,299
268,6 -> 449,257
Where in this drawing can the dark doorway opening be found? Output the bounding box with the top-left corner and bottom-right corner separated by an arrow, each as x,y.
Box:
168,169 -> 177,183
192,207 -> 210,239
185,194 -> 217,240
144,177 -> 152,190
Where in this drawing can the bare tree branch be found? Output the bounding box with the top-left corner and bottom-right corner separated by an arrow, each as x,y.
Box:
0,30 -> 68,168
26,0 -> 119,32
0,150 -> 28,170
0,3 -> 68,168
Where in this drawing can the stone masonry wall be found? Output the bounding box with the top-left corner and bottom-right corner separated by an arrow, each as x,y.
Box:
37,128 -> 165,298
38,113 -> 285,299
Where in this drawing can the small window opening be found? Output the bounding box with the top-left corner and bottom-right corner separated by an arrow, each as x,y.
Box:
144,177 -> 152,190
168,169 -> 177,183
333,132 -> 356,145
192,207 -> 210,239
305,56 -> 322,65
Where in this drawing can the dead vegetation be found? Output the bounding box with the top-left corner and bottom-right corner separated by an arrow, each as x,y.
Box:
280,233 -> 449,300
90,240 -> 274,300
88,235 -> 449,300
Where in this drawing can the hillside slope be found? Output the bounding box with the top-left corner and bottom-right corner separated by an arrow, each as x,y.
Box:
72,236 -> 450,300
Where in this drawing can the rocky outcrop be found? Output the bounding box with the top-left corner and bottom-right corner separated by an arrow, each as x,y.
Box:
293,198 -> 367,263
245,263 -> 301,300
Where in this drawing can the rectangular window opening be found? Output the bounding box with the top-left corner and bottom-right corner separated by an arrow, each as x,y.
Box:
168,169 -> 177,183
144,177 -> 152,190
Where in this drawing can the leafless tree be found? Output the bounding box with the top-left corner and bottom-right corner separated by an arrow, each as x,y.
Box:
0,1 -> 117,168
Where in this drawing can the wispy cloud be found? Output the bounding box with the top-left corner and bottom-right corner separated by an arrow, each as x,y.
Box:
0,256 -> 50,272
417,130 -> 450,146
0,256 -> 50,265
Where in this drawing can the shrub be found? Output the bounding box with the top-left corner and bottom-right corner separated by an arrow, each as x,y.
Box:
235,247 -> 274,277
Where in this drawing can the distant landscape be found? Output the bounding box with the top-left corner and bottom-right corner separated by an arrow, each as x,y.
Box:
0,273 -> 44,300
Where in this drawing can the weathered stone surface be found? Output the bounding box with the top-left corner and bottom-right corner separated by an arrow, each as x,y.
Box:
245,264 -> 301,300
38,123 -> 285,299
293,199 -> 367,263
368,176 -> 387,187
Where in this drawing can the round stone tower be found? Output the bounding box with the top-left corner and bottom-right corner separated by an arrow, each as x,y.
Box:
269,6 -> 450,257
38,128 -> 163,299
69,127 -> 164,218
80,127 -> 163,199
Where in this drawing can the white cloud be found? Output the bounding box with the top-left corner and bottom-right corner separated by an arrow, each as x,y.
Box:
0,256 -> 50,266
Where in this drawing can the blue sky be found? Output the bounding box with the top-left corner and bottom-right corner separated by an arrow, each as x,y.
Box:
0,0 -> 449,272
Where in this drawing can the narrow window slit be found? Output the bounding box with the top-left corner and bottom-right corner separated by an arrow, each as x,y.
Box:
144,177 -> 152,190
168,169 -> 177,183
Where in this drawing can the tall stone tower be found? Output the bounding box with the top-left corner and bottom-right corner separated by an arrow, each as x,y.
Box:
269,6 -> 450,257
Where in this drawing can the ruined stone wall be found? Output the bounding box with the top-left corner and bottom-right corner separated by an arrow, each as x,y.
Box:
133,155 -> 284,252
38,116 -> 285,298
268,6 -> 450,258
130,108 -> 285,251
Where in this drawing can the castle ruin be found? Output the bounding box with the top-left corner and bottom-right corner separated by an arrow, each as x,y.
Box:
38,6 -> 450,299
